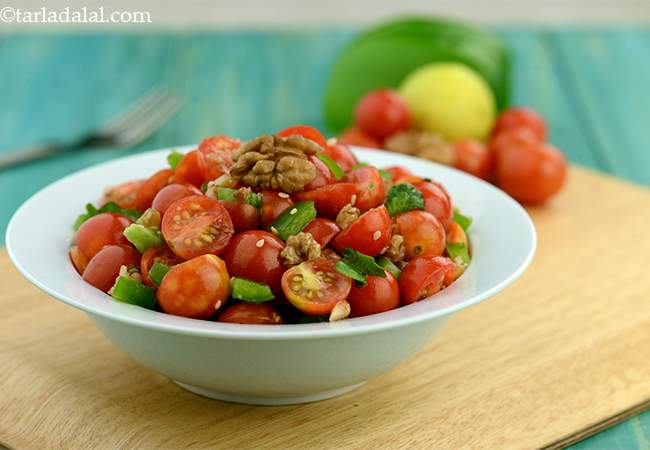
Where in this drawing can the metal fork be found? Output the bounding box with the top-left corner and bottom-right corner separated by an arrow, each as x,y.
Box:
0,89 -> 182,170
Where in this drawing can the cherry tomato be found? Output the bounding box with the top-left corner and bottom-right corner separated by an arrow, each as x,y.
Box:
220,200 -> 260,233
76,212 -> 133,260
344,165 -> 385,212
140,246 -> 179,287
323,143 -> 359,171
413,181 -> 453,233
332,205 -> 391,256
396,210 -> 446,259
347,271 -> 400,317
447,221 -> 468,247
101,180 -> 143,209
492,107 -> 546,141
151,183 -> 202,214
217,303 -> 284,324
337,127 -> 380,149
492,132 -> 567,204
303,218 -> 340,248
222,230 -> 286,295
354,89 -> 411,141
197,135 -> 240,181
385,166 -> 413,182
161,195 -> 234,260
157,254 -> 230,319
281,257 -> 352,315
453,139 -> 493,180
133,168 -> 174,210
69,245 -> 89,274
173,150 -> 204,187
303,155 -> 335,191
277,124 -> 328,148
260,191 -> 294,228
294,183 -> 358,219
82,245 -> 140,292
399,256 -> 457,305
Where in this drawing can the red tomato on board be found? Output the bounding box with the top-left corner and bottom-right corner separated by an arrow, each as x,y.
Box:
173,150 -> 204,187
453,139 -> 493,180
492,106 -> 547,141
161,195 -> 234,260
303,218 -> 340,248
354,89 -> 411,141
347,271 -> 400,317
157,254 -> 230,319
294,183 -> 358,219
152,183 -> 202,215
82,245 -> 140,292
217,303 -> 284,325
395,210 -> 446,260
76,212 -> 133,260
277,125 -> 328,148
344,165 -> 386,212
337,127 -> 380,149
399,256 -> 457,305
140,245 -> 179,287
332,205 -> 391,256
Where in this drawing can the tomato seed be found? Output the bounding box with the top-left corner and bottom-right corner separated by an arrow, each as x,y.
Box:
278,192 -> 290,198
184,238 -> 192,246
173,215 -> 181,222
182,211 -> 191,220
201,234 -> 214,243
372,230 -> 382,241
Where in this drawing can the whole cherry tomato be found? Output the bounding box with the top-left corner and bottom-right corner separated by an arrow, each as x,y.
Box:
332,205 -> 391,256
323,143 -> 359,171
344,165 -> 385,212
413,181 -> 454,233
453,139 -> 493,180
197,135 -> 240,181
220,200 -> 260,233
101,180 -> 143,210
173,150 -> 204,187
281,257 -> 352,315
82,244 -> 140,292
76,212 -> 133,260
222,230 -> 286,295
151,183 -> 202,214
447,221 -> 468,247
69,245 -> 89,275
303,155 -> 335,191
277,124 -> 328,148
303,218 -> 340,248
399,256 -> 457,305
157,254 -> 230,319
161,195 -> 234,260
347,271 -> 400,317
294,183 -> 357,219
140,245 -> 179,287
337,127 -> 380,149
395,210 -> 446,259
260,191 -> 294,228
492,132 -> 567,204
133,168 -> 174,211
492,106 -> 546,141
385,166 -> 413,182
354,89 -> 411,141
217,303 -> 284,325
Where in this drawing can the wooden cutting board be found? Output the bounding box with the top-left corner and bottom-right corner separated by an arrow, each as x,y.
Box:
1,166 -> 650,450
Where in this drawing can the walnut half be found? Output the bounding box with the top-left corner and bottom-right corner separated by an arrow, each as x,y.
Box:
229,134 -> 321,193
281,232 -> 322,266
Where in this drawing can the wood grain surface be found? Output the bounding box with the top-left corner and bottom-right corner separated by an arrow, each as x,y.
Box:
1,165 -> 650,449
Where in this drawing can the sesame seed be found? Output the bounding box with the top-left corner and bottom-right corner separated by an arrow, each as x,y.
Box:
372,230 -> 382,241
256,239 -> 265,248
289,208 -> 298,215
350,195 -> 357,206
278,192 -> 290,199
214,300 -> 222,310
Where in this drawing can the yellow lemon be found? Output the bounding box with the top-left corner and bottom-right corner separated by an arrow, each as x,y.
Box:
399,62 -> 496,141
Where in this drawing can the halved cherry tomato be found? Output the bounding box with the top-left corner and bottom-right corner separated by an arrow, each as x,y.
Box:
173,150 -> 204,187
217,303 -> 284,324
453,139 -> 493,180
354,89 -> 411,141
294,183 -> 357,219
277,124 -> 327,148
303,155 -> 335,191
399,256 -> 457,305
323,143 -> 359,171
220,201 -> 260,233
101,180 -> 143,209
82,245 -> 140,292
260,191 -> 294,228
303,218 -> 340,248
337,127 -> 380,149
332,205 -> 391,256
134,168 -> 174,210
76,212 -> 133,260
222,230 -> 286,295
281,257 -> 352,315
69,245 -> 89,275
152,183 -> 202,214
385,166 -> 413,182
347,271 -> 400,317
413,181 -> 453,233
197,135 -> 240,181
140,245 -> 179,287
492,106 -> 546,141
344,165 -> 385,212
161,195 -> 234,260
395,210 -> 446,259
157,254 -> 230,319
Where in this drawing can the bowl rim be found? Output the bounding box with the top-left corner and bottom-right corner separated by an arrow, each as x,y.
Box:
6,146 -> 536,340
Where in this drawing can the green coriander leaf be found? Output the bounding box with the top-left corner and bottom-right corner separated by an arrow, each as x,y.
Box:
334,261 -> 366,285
341,248 -> 386,279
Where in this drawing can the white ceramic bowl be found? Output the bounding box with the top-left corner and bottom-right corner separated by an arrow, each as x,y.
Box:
6,146 -> 536,405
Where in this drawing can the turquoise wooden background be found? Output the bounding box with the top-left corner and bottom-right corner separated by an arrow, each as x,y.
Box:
1,28 -> 649,448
